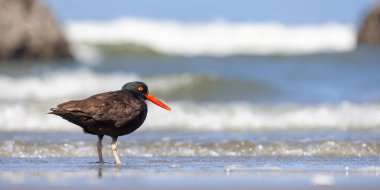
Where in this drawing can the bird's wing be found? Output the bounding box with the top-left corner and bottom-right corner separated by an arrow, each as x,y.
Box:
57,91 -> 144,127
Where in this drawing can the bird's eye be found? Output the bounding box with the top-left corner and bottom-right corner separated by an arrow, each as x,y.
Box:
137,86 -> 144,91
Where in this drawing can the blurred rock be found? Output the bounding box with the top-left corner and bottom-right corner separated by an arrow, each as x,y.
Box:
357,5 -> 380,46
0,0 -> 72,61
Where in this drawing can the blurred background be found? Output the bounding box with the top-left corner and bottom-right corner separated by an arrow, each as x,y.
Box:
0,0 -> 379,132
1,0 -> 380,188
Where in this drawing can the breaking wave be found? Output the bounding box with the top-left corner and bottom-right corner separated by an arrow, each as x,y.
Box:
65,17 -> 356,57
147,101 -> 380,131
1,101 -> 380,132
0,68 -> 379,132
0,70 -> 194,101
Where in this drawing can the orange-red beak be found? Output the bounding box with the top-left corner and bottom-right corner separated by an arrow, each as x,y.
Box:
145,93 -> 171,111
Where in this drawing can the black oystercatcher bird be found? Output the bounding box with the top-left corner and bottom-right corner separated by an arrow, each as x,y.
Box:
49,81 -> 171,164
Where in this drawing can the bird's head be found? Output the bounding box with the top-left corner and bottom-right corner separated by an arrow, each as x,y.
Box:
122,81 -> 171,111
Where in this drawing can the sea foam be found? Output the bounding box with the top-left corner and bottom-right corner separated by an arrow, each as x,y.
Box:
65,17 -> 356,57
0,70 -> 193,100
147,101 -> 380,131
1,136 -> 379,157
1,101 -> 380,132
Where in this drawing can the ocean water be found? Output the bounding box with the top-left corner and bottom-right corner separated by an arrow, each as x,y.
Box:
1,19 -> 380,188
1,49 -> 380,132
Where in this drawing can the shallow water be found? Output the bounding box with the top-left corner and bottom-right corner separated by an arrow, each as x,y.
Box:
1,154 -> 380,188
1,131 -> 380,157
1,131 -> 379,188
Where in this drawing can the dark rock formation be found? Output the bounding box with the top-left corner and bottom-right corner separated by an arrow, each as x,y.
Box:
0,0 -> 72,60
357,5 -> 380,46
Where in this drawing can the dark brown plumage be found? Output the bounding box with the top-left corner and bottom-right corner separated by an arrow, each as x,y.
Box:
50,90 -> 148,137
49,81 -> 171,164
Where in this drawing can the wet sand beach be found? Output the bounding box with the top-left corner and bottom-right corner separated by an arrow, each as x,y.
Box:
1,131 -> 380,189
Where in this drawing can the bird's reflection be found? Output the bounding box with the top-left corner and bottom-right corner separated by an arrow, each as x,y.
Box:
98,164 -> 103,178
95,162 -> 124,179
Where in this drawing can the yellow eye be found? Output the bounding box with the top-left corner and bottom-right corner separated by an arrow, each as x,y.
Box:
137,86 -> 144,91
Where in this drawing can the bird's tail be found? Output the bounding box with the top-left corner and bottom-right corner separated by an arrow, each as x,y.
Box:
47,108 -> 60,115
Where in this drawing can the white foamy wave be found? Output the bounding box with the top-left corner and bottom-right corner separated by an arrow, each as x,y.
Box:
65,17 -> 356,56
1,101 -> 379,132
0,70 -> 193,101
1,139 -> 379,157
147,101 -> 380,131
